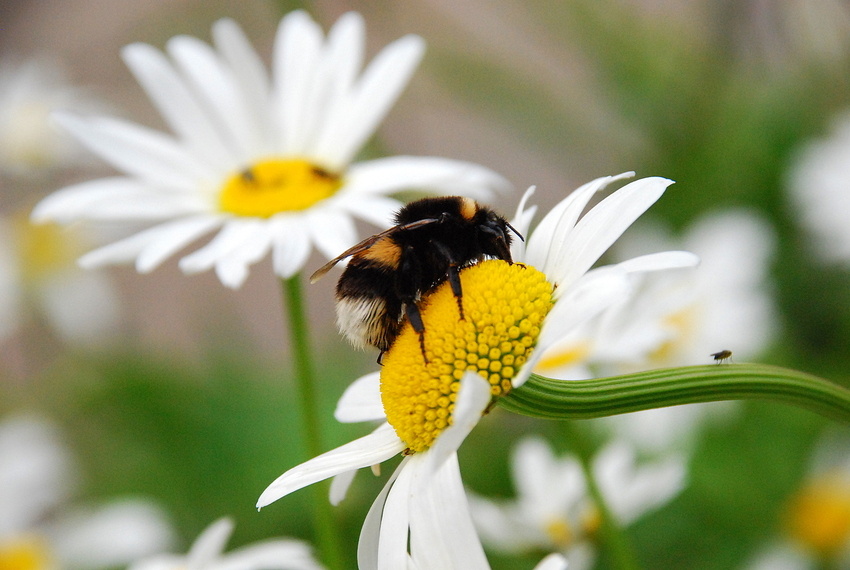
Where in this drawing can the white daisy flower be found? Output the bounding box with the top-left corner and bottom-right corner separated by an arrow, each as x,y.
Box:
256,174 -> 696,568
788,110 -> 850,265
0,213 -> 121,344
0,414 -> 174,569
0,57 -> 97,177
468,436 -> 686,570
128,517 -> 322,570
30,11 -> 510,289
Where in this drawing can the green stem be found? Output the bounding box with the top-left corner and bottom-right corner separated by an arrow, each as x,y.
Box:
559,422 -> 642,570
280,275 -> 344,570
500,364 -> 850,422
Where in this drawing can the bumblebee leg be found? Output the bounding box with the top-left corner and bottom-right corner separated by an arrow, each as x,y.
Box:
447,263 -> 465,320
432,241 -> 465,320
405,302 -> 429,363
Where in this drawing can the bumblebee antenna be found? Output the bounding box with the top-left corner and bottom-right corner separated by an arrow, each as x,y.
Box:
506,221 -> 524,242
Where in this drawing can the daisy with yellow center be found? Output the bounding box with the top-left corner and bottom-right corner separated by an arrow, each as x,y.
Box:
467,437 -> 685,570
0,415 -> 174,570
257,174 -> 694,568
0,213 -> 120,344
30,11 -> 509,288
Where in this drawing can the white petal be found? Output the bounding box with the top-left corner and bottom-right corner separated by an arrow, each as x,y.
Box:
548,176 -> 673,288
358,458 -> 408,570
270,216 -> 312,279
214,226 -> 273,288
214,539 -> 321,570
345,156 -> 510,199
32,177 -> 158,223
335,194 -> 401,229
409,453 -> 489,570
273,11 -> 323,155
187,517 -> 233,567
78,216 -> 222,271
257,423 -> 403,509
329,469 -> 358,507
307,12 -> 365,161
306,207 -> 357,260
53,113 -> 209,187
533,553 -> 569,570
136,216 -> 224,273
178,219 -> 262,275
509,186 -> 538,261
377,459 -> 415,570
166,35 -> 254,162
121,42 -> 234,169
424,372 -> 491,476
335,372 -> 384,423
615,250 -> 700,274
212,18 -> 273,154
322,35 -> 425,169
525,174 -> 629,270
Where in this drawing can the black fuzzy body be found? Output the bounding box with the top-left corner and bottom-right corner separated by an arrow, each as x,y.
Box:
332,196 -> 516,355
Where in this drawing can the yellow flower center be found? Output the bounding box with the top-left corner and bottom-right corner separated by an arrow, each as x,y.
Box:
380,260 -> 554,453
544,517 -> 574,548
786,472 -> 850,556
218,158 -> 343,217
0,536 -> 53,570
13,215 -> 82,282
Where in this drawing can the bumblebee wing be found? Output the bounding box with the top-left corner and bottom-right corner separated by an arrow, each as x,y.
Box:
309,218 -> 439,283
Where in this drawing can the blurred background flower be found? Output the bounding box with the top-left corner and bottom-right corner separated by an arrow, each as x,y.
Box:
0,414 -> 174,569
2,0 -> 850,568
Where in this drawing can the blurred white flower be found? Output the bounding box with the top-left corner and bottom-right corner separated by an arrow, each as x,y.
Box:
534,209 -> 776,452
468,436 -> 686,570
0,414 -> 174,569
0,58 -> 96,177
0,214 -> 121,344
788,110 -> 850,265
128,517 -> 322,570
31,11 -> 510,288
744,432 -> 850,570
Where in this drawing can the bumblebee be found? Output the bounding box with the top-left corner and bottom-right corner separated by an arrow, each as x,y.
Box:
311,196 -> 521,360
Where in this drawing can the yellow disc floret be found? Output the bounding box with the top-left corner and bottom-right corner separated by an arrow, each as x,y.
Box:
380,260 -> 554,453
786,472 -> 850,556
219,158 -> 342,217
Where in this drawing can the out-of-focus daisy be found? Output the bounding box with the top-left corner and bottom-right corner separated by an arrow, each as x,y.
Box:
788,110 -> 850,265
256,174 -> 696,568
0,213 -> 120,344
0,58 -> 97,177
468,436 -> 686,570
31,11 -> 510,289
534,209 -> 775,452
0,414 -> 174,569
745,433 -> 850,570
128,517 -> 321,570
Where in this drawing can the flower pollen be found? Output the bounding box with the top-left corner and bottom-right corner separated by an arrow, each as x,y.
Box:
219,158 -> 342,217
380,260 -> 554,453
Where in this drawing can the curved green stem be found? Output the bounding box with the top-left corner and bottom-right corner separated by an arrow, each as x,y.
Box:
500,364 -> 850,422
281,275 -> 345,570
